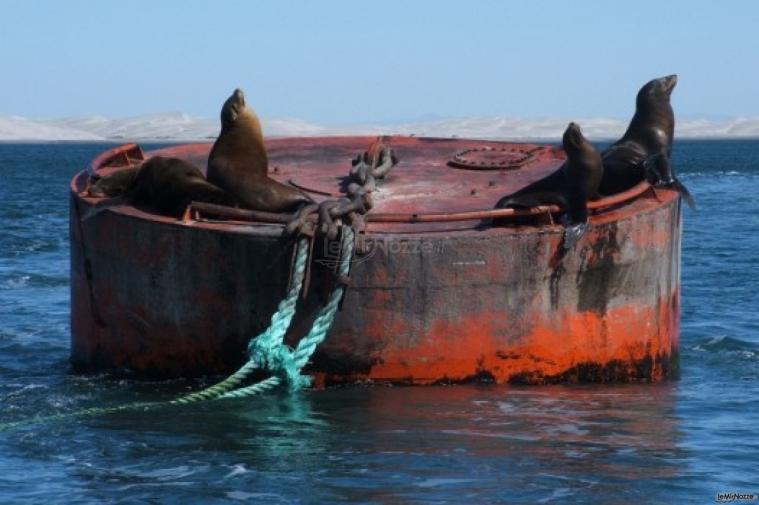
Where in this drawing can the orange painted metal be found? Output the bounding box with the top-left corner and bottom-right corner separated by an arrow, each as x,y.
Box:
69,137 -> 681,384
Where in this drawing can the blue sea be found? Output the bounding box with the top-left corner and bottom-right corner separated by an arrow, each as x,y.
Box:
0,140 -> 757,504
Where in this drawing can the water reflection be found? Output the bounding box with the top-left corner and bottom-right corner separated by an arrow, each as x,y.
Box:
318,384 -> 690,503
0,378 -> 720,502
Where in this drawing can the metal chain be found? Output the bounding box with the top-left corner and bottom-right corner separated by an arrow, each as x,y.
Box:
286,141 -> 398,238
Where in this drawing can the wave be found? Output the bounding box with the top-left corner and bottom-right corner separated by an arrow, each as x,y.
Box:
3,238 -> 61,256
680,170 -> 758,178
0,272 -> 68,289
691,335 -> 757,356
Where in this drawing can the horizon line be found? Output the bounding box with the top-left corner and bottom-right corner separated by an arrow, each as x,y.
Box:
3,114 -> 759,142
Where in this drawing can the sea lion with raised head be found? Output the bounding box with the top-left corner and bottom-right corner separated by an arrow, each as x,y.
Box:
598,74 -> 694,207
494,122 -> 603,249
207,88 -> 312,212
84,156 -> 233,219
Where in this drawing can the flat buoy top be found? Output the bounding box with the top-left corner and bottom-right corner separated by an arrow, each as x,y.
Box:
166,136 -> 562,232
77,136 -> 659,234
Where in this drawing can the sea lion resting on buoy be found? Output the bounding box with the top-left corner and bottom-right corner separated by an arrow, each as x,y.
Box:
599,74 -> 694,207
84,156 -> 233,219
494,122 -> 603,249
88,166 -> 140,197
207,89 -> 312,212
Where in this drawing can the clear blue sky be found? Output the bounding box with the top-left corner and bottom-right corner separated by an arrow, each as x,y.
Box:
0,0 -> 756,123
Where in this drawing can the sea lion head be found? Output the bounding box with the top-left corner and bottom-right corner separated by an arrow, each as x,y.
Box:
562,122 -> 586,152
220,88 -> 246,129
86,166 -> 140,197
636,74 -> 677,109
562,121 -> 603,195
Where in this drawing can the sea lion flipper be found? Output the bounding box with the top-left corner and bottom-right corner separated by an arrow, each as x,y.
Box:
671,179 -> 696,209
183,179 -> 236,207
562,221 -> 588,251
642,152 -> 670,185
495,194 -> 545,209
642,153 -> 696,209
566,195 -> 588,225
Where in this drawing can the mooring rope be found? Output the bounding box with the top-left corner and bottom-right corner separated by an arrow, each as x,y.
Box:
0,228 -> 355,431
221,227 -> 355,398
0,401 -> 157,432
2,140 -> 389,432
171,234 -> 311,404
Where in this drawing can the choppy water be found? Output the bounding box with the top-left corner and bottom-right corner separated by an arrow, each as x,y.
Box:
0,140 -> 757,504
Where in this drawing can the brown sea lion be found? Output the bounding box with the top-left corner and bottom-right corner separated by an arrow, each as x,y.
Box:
83,156 -> 233,219
599,74 -> 694,207
207,88 -> 312,212
494,122 -> 603,249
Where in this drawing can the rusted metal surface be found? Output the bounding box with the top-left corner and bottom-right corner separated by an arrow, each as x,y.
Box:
188,180 -> 652,225
448,146 -> 544,170
70,137 -> 681,384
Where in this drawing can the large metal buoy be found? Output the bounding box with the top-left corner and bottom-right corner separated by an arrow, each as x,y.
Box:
70,136 -> 680,384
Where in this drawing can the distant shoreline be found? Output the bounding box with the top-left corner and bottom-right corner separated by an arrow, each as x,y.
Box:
3,113 -> 759,142
2,136 -> 759,144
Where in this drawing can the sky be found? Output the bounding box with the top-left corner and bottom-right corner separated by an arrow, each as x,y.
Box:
0,0 -> 757,123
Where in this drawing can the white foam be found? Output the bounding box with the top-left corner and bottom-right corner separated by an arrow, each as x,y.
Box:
2,275 -> 30,289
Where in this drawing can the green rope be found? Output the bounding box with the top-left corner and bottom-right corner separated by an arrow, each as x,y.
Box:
0,228 -> 355,430
0,401 -> 156,432
171,234 -> 310,404
220,227 -> 355,398
290,227 -> 354,385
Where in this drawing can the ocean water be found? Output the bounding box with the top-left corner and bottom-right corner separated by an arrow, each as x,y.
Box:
0,140 -> 757,504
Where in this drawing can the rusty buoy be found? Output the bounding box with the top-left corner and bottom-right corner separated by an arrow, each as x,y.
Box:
70,136 -> 680,385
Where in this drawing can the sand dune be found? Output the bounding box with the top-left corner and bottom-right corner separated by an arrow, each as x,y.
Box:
0,116 -> 105,141
1,114 -> 758,141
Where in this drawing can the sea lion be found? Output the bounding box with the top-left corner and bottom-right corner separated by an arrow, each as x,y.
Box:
598,74 -> 694,207
87,167 -> 139,197
207,88 -> 312,212
83,156 -> 233,219
494,122 -> 603,249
